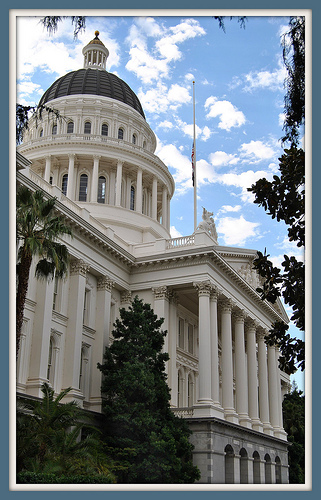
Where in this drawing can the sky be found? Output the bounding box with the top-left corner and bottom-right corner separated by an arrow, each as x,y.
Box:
15,13 -> 305,391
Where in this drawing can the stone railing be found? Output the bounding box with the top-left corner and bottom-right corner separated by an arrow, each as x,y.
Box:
167,235 -> 195,249
172,407 -> 194,418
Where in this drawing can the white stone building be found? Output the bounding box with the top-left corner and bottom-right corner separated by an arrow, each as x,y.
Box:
16,32 -> 290,484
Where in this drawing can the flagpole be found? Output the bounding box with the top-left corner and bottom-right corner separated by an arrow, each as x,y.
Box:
193,81 -> 197,233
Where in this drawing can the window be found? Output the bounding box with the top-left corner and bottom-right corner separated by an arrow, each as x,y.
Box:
118,128 -> 124,140
188,324 -> 194,354
39,128 -> 43,137
178,318 -> 185,349
83,288 -> 90,325
52,124 -> 57,135
79,174 -> 88,202
62,174 -> 68,196
49,176 -> 53,185
101,123 -> 108,136
67,121 -> 74,133
84,121 -> 91,134
187,375 -> 194,407
98,176 -> 106,204
130,186 -> 135,211
47,339 -> 53,381
52,276 -> 59,311
132,134 -> 137,144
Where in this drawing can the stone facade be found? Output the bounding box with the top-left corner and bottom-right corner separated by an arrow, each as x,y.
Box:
16,33 -> 291,484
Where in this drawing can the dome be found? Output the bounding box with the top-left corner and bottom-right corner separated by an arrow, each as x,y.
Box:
38,68 -> 145,119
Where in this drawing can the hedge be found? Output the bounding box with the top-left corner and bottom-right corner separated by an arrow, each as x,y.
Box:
17,471 -> 116,484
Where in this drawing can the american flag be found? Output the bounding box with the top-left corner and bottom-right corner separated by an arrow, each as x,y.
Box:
191,141 -> 195,187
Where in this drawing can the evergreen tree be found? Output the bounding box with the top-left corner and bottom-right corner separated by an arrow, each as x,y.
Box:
98,296 -> 200,484
282,384 -> 305,483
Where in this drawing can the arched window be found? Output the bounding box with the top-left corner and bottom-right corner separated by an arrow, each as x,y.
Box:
79,174 -> 88,202
143,140 -> 147,149
264,454 -> 272,484
130,185 -> 135,211
253,451 -> 261,484
225,445 -> 235,484
101,123 -> 108,136
39,128 -> 43,137
132,133 -> 137,144
118,127 -> 124,140
98,176 -> 106,204
84,121 -> 91,134
52,124 -> 57,135
240,448 -> 248,484
62,174 -> 68,196
67,121 -> 74,133
275,456 -> 282,484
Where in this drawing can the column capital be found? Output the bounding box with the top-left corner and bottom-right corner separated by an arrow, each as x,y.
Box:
219,297 -> 233,313
210,284 -> 220,301
193,280 -> 212,296
120,290 -> 132,304
245,317 -> 258,332
70,259 -> 90,277
93,154 -> 101,161
68,153 -> 76,160
152,285 -> 170,300
97,275 -> 115,292
116,159 -> 124,166
233,309 -> 246,323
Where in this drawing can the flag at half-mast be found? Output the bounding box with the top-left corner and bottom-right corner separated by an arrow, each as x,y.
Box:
191,140 -> 195,186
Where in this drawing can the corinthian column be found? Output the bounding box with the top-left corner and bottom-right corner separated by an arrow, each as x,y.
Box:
194,281 -> 212,405
62,259 -> 90,405
267,344 -> 281,436
152,286 -> 170,369
136,168 -> 143,213
234,311 -> 251,428
89,275 -> 114,412
44,155 -> 51,183
257,331 -> 273,435
246,320 -> 263,432
66,154 -> 75,200
220,298 -> 238,423
152,177 -> 158,220
115,160 -> 123,206
210,288 -> 224,414
90,155 -> 100,202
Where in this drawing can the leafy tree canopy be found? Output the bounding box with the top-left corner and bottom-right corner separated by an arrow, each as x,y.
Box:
282,383 -> 305,483
98,296 -> 200,484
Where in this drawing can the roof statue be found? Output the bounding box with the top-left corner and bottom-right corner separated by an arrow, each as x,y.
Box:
196,207 -> 218,243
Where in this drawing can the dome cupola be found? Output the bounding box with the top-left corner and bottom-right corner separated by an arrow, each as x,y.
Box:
82,30 -> 109,70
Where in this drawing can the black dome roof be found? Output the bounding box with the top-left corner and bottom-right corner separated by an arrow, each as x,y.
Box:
39,68 -> 145,119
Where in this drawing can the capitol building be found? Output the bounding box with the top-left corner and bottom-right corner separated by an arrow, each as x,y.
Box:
16,32 -> 291,484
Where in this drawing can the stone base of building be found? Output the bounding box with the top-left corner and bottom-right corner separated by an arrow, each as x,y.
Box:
186,417 -> 289,484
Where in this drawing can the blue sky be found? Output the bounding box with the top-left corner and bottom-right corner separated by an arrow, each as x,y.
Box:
16,13 -> 305,391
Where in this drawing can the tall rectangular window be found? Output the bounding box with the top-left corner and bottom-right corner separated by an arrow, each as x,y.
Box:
178,318 -> 185,349
98,176 -> 106,203
79,174 -> 88,202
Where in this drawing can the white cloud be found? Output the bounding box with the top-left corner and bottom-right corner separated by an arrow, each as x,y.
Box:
209,151 -> 239,167
170,226 -> 183,238
204,96 -> 246,131
217,216 -> 261,246
185,73 -> 195,81
243,63 -> 286,92
239,140 -> 276,163
126,18 -> 205,84
138,82 -> 192,114
218,205 -> 242,214
158,120 -> 174,130
217,169 -> 273,203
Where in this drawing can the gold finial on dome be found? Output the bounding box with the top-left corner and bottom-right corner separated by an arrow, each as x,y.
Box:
83,31 -> 109,70
95,30 -> 100,37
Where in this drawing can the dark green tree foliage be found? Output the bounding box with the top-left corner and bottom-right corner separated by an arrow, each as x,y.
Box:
17,383 -> 116,482
248,16 -> 305,374
98,296 -> 200,484
282,385 -> 305,483
16,186 -> 72,355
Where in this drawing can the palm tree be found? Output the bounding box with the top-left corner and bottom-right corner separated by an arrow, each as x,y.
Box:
16,186 -> 72,356
17,383 -> 116,481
